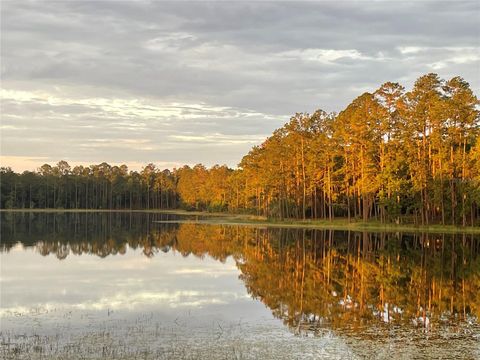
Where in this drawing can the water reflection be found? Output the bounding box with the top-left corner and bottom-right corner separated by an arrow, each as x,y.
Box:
2,212 -> 479,335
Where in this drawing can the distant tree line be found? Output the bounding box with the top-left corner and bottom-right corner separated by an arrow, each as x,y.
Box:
1,73 -> 479,225
0,162 -> 179,211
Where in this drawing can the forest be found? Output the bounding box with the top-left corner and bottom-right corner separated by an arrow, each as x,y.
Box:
1,73 -> 479,226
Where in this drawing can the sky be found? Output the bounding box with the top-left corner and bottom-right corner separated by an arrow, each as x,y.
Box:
1,0 -> 479,172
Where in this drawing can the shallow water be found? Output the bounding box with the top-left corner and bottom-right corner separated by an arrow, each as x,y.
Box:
1,212 -> 479,359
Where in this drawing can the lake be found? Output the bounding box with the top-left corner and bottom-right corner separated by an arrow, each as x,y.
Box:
1,212 -> 479,359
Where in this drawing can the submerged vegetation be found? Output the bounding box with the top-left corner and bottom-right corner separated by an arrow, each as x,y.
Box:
1,74 -> 479,226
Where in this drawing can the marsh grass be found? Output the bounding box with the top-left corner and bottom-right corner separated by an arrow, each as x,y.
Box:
1,310 -> 479,360
154,216 -> 480,234
0,309 -> 296,360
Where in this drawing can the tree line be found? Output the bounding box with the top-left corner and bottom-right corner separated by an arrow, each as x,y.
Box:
1,73 -> 479,225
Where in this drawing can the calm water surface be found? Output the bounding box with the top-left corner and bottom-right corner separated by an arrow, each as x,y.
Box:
1,212 -> 479,359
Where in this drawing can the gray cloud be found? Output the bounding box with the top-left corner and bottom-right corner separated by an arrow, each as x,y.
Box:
1,0 -> 479,171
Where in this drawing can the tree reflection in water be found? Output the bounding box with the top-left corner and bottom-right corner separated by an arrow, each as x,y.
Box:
2,211 -> 479,335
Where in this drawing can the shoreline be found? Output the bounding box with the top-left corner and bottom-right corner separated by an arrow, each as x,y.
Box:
2,208 -> 479,234
154,218 -> 480,234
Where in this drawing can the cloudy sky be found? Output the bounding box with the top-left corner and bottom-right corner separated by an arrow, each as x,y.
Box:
1,1 -> 479,172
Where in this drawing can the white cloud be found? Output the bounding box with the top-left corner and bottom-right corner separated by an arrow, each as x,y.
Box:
278,48 -> 370,63
398,46 -> 423,55
1,88 -> 276,122
429,61 -> 447,70
143,32 -> 198,51
0,87 -> 280,169
170,134 -> 266,145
